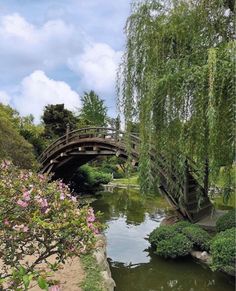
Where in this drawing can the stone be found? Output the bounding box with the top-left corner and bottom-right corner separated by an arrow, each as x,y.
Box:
101,271 -> 116,291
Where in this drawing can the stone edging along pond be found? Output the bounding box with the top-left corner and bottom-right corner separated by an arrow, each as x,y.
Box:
93,234 -> 116,291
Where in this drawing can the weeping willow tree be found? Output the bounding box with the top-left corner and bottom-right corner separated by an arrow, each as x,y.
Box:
118,0 -> 235,197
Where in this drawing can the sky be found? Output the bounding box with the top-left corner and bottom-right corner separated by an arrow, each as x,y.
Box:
0,0 -> 131,122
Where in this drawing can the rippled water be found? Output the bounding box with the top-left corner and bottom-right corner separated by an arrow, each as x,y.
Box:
91,188 -> 235,291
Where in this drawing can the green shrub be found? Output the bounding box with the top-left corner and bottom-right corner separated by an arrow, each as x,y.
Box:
155,234 -> 193,258
148,225 -> 177,247
182,226 -> 211,251
71,164 -> 112,193
210,228 -> 236,275
172,221 -> 194,232
216,209 -> 236,232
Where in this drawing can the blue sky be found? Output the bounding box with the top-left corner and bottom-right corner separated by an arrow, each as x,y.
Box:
0,0 -> 131,122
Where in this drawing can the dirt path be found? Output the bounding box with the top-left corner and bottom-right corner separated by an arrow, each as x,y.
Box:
30,256 -> 85,291
0,256 -> 85,291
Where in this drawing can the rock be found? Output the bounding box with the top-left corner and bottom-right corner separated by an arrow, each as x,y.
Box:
191,251 -> 211,264
92,234 -> 115,290
101,271 -> 116,291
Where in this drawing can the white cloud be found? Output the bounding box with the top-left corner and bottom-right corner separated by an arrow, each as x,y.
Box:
0,12 -> 124,118
68,43 -> 122,94
0,91 -> 11,105
0,13 -> 83,72
14,70 -> 81,123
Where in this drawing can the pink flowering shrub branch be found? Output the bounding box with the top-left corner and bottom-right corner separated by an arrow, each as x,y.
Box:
0,160 -> 102,290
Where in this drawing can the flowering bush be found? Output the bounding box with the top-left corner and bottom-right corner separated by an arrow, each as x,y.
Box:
0,160 -> 102,290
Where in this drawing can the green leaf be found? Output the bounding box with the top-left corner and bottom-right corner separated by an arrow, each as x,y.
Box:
23,275 -> 31,289
19,266 -> 26,276
37,276 -> 48,290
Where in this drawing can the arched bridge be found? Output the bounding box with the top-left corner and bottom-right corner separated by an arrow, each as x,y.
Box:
39,127 -> 212,223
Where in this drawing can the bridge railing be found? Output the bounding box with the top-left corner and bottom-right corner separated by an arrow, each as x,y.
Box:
38,127 -> 140,164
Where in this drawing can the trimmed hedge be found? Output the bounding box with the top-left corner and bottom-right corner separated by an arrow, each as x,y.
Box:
155,234 -> 193,258
210,227 -> 236,276
216,210 -> 236,232
182,226 -> 211,251
149,225 -> 177,248
148,220 -> 211,259
172,221 -> 194,232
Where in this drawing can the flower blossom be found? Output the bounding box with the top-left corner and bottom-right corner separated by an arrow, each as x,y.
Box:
12,224 -> 29,232
16,199 -> 28,208
1,160 -> 11,169
22,191 -> 31,201
87,207 -> 95,222
60,193 -> 65,200
3,219 -> 10,226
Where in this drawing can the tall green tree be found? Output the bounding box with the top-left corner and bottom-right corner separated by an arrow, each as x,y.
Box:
0,104 -> 36,169
19,115 -> 46,156
78,91 -> 108,127
119,0 -> 235,193
42,104 -> 78,139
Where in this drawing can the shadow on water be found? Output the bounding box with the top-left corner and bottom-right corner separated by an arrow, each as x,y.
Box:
91,188 -> 235,291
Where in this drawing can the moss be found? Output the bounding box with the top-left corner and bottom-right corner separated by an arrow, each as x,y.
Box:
216,209 -> 236,232
210,228 -> 236,276
155,234 -> 193,259
80,253 -> 104,291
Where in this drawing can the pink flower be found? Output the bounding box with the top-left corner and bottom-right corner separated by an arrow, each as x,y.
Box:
23,191 -> 31,201
87,215 -> 95,222
49,285 -> 60,291
3,219 -> 10,226
60,193 -> 65,200
16,199 -> 28,208
13,224 -> 28,232
87,222 -> 99,234
1,160 -> 11,169
36,197 -> 48,208
38,174 -> 45,181
71,196 -> 77,202
23,226 -> 29,232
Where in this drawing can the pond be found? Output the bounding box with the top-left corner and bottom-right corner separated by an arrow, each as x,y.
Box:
91,188 -> 235,291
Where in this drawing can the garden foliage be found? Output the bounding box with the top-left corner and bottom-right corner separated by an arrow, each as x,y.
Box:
0,161 -> 101,290
210,227 -> 236,276
149,221 -> 211,258
216,209 -> 236,232
119,0 -> 235,196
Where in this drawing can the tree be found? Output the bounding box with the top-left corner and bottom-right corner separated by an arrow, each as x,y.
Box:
42,104 -> 78,139
78,91 -> 108,127
19,115 -> 46,157
119,0 -> 235,193
0,104 -> 36,169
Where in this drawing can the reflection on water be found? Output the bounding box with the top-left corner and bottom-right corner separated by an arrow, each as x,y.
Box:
92,188 -> 234,291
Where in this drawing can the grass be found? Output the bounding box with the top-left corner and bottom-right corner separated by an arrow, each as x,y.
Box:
113,174 -> 139,185
80,253 -> 104,291
213,195 -> 235,210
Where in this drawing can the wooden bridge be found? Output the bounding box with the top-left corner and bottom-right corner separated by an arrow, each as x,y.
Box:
39,127 -> 213,222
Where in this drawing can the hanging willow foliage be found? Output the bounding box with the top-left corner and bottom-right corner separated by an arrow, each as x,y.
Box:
118,0 -> 235,194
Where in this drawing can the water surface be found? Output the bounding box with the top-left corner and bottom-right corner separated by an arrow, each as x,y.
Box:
92,188 -> 234,291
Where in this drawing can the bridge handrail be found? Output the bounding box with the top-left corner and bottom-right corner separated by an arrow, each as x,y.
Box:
38,127 -> 140,163
39,127 -> 206,197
